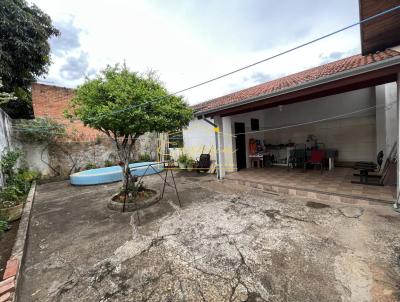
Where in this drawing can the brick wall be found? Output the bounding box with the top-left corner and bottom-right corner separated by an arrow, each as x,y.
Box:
28,83 -> 160,176
32,83 -> 105,142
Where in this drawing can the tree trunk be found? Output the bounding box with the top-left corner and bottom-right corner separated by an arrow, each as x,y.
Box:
119,135 -> 138,199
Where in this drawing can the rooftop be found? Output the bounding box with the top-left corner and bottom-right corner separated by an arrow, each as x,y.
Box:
193,48 -> 400,114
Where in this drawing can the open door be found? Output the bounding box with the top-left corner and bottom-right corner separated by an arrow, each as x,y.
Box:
234,122 -> 246,170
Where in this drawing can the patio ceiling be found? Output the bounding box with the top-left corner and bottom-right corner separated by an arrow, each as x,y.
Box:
196,52 -> 400,118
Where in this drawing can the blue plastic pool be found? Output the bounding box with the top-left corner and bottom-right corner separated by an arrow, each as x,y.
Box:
70,162 -> 164,186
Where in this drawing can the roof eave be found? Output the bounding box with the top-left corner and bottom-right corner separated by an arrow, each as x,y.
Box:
195,55 -> 400,117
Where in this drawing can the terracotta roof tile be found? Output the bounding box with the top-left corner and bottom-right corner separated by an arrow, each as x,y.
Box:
193,49 -> 400,113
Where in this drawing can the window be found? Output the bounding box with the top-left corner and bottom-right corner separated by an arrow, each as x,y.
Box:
168,131 -> 183,148
251,118 -> 259,131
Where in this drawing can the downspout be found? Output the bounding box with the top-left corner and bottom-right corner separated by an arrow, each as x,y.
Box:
202,116 -> 222,180
395,72 -> 400,212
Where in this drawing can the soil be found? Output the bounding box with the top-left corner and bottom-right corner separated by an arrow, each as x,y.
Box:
112,189 -> 156,203
0,219 -> 19,280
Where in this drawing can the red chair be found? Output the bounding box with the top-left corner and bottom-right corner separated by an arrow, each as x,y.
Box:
304,149 -> 326,173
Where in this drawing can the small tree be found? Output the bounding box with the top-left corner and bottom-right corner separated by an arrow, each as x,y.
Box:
68,65 -> 193,199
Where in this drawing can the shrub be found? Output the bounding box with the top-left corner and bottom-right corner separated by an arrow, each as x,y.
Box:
0,150 -> 38,209
139,153 -> 151,162
177,153 -> 189,164
104,160 -> 114,167
14,117 -> 66,143
186,158 -> 195,166
84,163 -> 97,170
0,219 -> 9,234
0,148 -> 22,182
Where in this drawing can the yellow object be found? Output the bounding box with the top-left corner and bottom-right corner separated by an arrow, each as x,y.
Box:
214,127 -> 220,133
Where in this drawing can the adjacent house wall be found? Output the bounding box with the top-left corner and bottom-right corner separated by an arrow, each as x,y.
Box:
13,83 -> 160,177
0,108 -> 13,187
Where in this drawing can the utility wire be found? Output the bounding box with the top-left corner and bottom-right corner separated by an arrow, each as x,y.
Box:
13,101 -> 396,142
82,4 -> 400,123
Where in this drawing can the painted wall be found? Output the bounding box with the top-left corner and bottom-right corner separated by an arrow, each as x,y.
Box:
0,109 -> 13,187
184,83 -> 397,172
182,118 -> 216,161
230,87 -> 377,164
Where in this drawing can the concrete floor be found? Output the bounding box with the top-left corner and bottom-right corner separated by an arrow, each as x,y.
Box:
18,173 -> 400,302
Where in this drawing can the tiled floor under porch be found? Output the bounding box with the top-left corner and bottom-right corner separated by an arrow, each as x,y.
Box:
225,166 -> 396,205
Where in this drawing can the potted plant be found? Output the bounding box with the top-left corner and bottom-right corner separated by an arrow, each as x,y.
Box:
177,153 -> 189,169
0,186 -> 24,222
186,158 -> 195,172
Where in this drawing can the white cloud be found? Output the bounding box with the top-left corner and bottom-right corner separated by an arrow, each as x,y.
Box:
32,0 -> 361,104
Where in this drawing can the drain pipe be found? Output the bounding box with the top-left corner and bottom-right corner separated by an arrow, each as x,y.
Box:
202,116 -> 222,180
395,72 -> 400,212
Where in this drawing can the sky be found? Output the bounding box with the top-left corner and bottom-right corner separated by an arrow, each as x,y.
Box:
31,0 -> 361,105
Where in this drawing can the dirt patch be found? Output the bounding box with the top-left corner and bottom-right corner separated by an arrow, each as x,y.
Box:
0,219 -> 19,279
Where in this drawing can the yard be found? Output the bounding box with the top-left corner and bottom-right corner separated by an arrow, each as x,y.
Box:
18,173 -> 400,302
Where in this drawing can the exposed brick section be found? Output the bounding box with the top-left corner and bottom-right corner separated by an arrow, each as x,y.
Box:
1,260 -> 17,302
0,278 -> 14,288
2,259 -> 18,280
194,49 -> 400,112
0,292 -> 11,302
31,83 -> 105,142
0,279 -> 14,295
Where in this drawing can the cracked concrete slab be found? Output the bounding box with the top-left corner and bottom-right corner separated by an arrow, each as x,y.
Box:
17,173 -> 400,301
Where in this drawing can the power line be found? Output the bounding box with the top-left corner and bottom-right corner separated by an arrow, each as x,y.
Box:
13,101 -> 396,141
84,4 -> 400,123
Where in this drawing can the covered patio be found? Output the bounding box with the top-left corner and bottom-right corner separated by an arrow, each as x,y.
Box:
225,166 -> 395,204
188,49 -> 400,208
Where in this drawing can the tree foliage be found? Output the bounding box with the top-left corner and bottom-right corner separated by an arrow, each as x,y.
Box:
68,65 -> 193,199
0,0 -> 59,118
69,65 -> 193,136
0,80 -> 16,104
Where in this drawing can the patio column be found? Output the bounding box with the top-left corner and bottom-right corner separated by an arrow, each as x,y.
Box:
396,73 -> 400,210
214,116 -> 225,179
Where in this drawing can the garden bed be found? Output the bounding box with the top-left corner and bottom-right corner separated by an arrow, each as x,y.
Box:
108,189 -> 160,212
0,220 -> 20,278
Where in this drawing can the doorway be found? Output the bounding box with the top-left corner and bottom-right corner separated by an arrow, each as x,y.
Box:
234,122 -> 246,170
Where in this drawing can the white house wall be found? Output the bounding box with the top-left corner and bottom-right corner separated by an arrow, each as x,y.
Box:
0,109 -> 13,187
184,84 -> 397,172
182,118 -> 216,161
231,87 -> 377,164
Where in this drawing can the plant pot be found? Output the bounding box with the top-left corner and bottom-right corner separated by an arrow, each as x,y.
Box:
0,203 -> 24,222
178,162 -> 186,169
187,164 -> 193,172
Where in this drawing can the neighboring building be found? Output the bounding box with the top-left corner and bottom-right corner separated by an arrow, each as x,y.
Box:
32,83 -> 105,142
26,83 -> 159,176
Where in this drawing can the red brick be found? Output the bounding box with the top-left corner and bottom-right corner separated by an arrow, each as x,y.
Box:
0,292 -> 11,302
31,83 -> 106,142
3,259 -> 18,280
0,279 -> 14,295
0,278 -> 14,289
